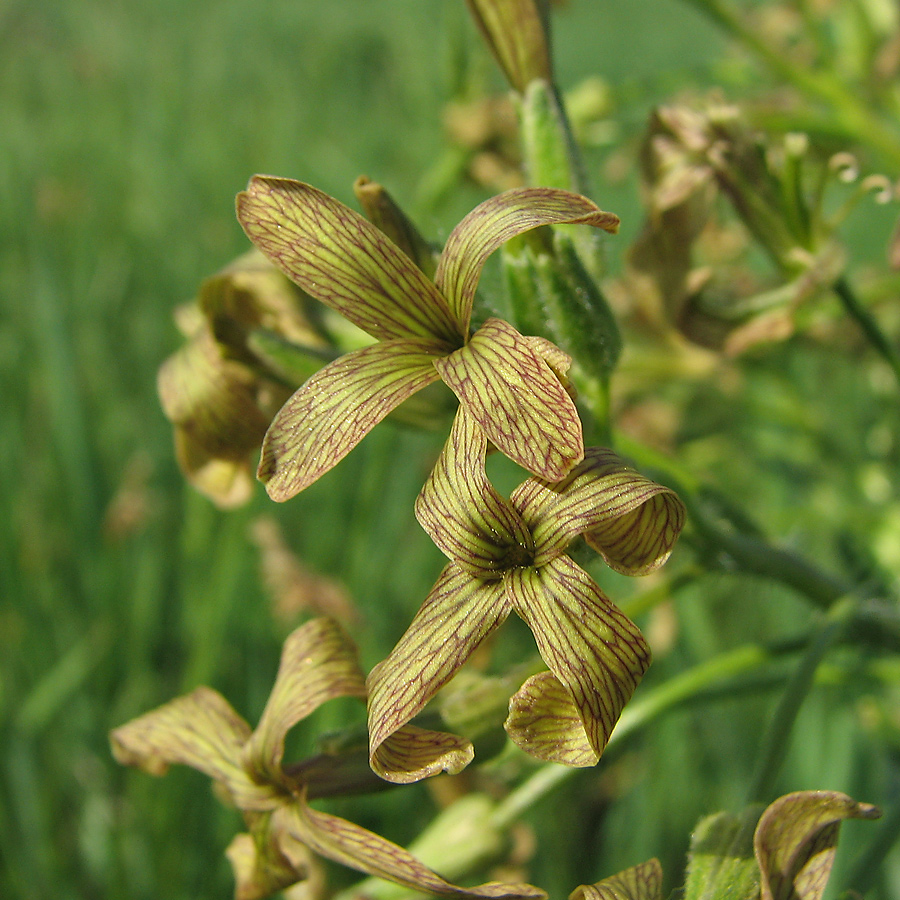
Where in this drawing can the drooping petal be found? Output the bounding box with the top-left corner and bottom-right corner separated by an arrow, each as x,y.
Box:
435,188 -> 619,334
367,563 -> 510,783
109,687 -> 274,810
506,556 -> 651,761
569,859 -> 663,900
754,791 -> 880,900
258,339 -> 443,501
273,801 -> 546,899
510,448 -> 686,569
505,671 -> 599,767
174,428 -> 256,509
237,177 -> 459,343
434,318 -> 583,481
415,406 -> 532,577
244,619 -> 366,785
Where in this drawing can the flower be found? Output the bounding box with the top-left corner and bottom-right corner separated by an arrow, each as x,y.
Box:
110,618 -> 544,900
366,408 -> 685,782
236,178 -> 619,500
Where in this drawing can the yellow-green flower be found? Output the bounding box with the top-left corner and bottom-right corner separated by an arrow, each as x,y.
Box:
236,178 -> 619,500
367,409 -> 685,782
111,619 -> 544,900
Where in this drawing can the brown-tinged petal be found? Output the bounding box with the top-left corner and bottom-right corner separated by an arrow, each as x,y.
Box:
110,687 -> 273,810
174,428 -> 256,509
237,177 -> 459,343
506,556 -> 651,761
510,448 -> 686,569
569,859 -> 663,900
505,671 -> 599,767
465,0 -> 552,93
367,563 -> 510,783
245,619 -> 367,784
272,802 -> 546,899
434,318 -> 584,481
258,339 -> 443,501
435,188 -> 619,334
754,791 -> 880,900
415,406 -> 533,577
370,725 -> 475,787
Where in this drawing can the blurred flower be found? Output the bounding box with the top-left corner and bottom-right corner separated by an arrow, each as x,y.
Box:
111,618 -> 544,900
237,178 -> 619,500
366,408 -> 685,782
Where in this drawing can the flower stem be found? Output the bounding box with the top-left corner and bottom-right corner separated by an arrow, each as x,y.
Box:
832,276 -> 900,385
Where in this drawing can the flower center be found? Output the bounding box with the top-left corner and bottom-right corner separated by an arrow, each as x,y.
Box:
498,540 -> 535,570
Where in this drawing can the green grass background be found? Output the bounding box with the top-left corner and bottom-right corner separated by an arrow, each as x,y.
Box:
3,1 -> 900,898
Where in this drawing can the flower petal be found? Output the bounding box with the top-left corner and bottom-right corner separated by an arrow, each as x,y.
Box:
415,406 -> 532,577
435,188 -> 619,334
434,318 -> 583,481
273,801 -> 546,899
370,725 -> 475,786
245,619 -> 366,784
505,671 -> 599,767
109,687 -> 273,810
237,177 -> 459,343
506,556 -> 651,761
258,339 -> 442,501
754,791 -> 881,900
226,823 -> 313,900
367,563 -> 511,783
569,859 -> 663,900
174,428 -> 256,509
510,448 -> 686,569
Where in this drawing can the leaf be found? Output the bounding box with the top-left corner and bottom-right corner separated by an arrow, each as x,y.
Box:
109,687 -> 274,811
684,807 -> 763,900
506,556 -> 651,761
436,188 -> 619,334
273,801 -> 547,899
510,448 -> 686,570
367,563 -> 510,783
257,339 -> 443,501
435,317 -> 584,481
245,619 -> 366,784
754,791 -> 881,900
237,177 -> 459,343
569,859 -> 663,900
415,406 -> 533,577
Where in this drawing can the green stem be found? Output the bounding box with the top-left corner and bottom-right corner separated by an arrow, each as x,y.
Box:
746,595 -> 858,804
832,276 -> 900,384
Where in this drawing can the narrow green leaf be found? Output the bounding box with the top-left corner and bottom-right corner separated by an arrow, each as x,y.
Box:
415,407 -> 533,577
507,557 -> 651,760
435,317 -> 584,481
110,687 -> 273,810
273,802 -> 547,899
237,177 -> 459,343
245,619 -> 367,784
569,859 -> 663,900
435,188 -> 619,334
511,448 -> 686,569
367,563 -> 510,783
754,791 -> 881,900
258,339 -> 443,501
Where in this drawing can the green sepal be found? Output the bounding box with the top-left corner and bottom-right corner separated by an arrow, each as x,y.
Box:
684,806 -> 763,900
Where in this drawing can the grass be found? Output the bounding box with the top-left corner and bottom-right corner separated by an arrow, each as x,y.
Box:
3,1 -> 900,898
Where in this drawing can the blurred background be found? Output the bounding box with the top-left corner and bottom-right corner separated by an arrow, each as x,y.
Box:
4,1 -> 900,898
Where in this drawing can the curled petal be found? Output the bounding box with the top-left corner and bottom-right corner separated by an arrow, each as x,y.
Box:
436,188 -> 619,334
258,339 -> 443,501
435,318 -> 583,481
237,177 -> 458,343
110,687 -> 273,810
754,791 -> 881,900
505,671 -> 599,767
511,448 -> 686,569
245,619 -> 367,784
174,428 -> 256,509
371,725 -> 475,787
506,557 -> 651,761
273,802 -> 546,899
415,407 -> 532,577
569,859 -> 663,900
367,564 -> 510,783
